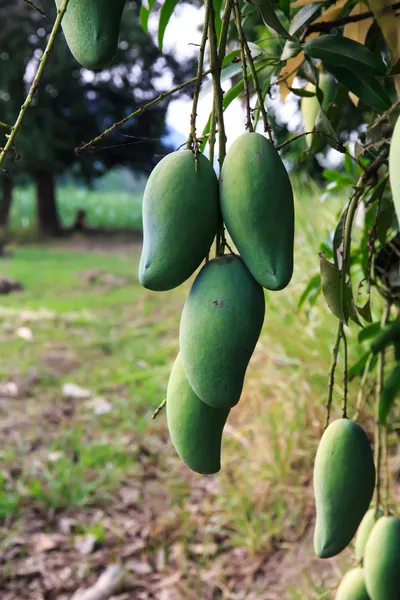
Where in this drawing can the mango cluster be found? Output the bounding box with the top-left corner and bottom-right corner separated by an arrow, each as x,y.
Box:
313,418 -> 400,600
55,0 -> 126,69
139,132 -> 295,474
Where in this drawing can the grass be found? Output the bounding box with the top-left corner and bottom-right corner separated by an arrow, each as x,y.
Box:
0,179 -> 359,597
9,184 -> 143,232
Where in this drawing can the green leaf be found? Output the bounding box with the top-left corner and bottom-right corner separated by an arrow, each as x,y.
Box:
290,87 -> 316,97
289,2 -> 324,36
376,204 -> 395,245
281,39 -> 302,61
279,0 -> 290,18
359,321 -> 381,344
371,319 -> 400,354
247,0 -> 292,40
349,351 -> 375,379
158,0 -> 179,50
214,0 -> 222,39
333,209 -> 346,269
298,273 -> 321,310
319,253 -> 347,322
357,299 -> 373,323
379,364 -> 400,424
140,0 -> 156,34
324,64 -> 391,112
304,35 -> 387,76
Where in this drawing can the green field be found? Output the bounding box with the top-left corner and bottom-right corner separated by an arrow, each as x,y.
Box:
10,184 -> 143,231
0,182 -> 365,598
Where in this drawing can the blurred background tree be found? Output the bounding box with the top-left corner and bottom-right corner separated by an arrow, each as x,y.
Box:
0,0 -> 195,234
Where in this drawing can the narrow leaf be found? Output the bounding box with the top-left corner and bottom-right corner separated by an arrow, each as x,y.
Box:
371,319 -> 400,354
376,204 -> 395,245
379,364 -> 400,424
140,0 -> 156,34
289,2 -> 324,36
279,51 -> 304,102
357,300 -> 373,323
304,35 -> 387,76
214,0 -> 223,39
247,0 -> 292,40
324,64 -> 391,112
333,209 -> 346,269
158,0 -> 179,50
359,321 -> 381,344
319,253 -> 346,322
298,274 -> 321,310
349,351 -> 375,379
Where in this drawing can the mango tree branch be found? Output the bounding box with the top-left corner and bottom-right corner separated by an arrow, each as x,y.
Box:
305,1 -> 400,35
375,302 -> 391,517
76,69 -> 212,155
325,321 -> 343,429
208,0 -> 227,169
186,2 -> 211,151
0,0 -> 70,169
233,0 -> 253,132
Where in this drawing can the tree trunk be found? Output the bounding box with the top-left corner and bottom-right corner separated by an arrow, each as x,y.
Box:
34,171 -> 61,236
0,173 -> 13,227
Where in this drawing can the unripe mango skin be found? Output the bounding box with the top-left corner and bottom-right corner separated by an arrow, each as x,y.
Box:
139,150 -> 219,291
220,132 -> 294,291
166,354 -> 229,474
364,516 -> 400,600
389,115 -> 400,226
336,568 -> 370,600
354,507 -> 384,561
55,0 -> 126,70
180,254 -> 265,410
313,418 -> 375,559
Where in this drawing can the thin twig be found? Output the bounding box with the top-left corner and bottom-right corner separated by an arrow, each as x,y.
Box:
305,1 -> 400,35
77,69 -> 212,154
277,130 -> 345,152
384,424 -> 390,516
152,398 -> 166,420
0,0 -> 70,168
208,0 -> 227,169
0,121 -> 12,131
325,321 -> 343,429
354,354 -> 373,420
208,100 -> 217,165
22,0 -> 48,18
233,0 -> 253,132
238,22 -> 272,140
342,328 -> 348,418
186,3 -> 211,153
375,302 -> 391,517
217,0 -> 234,62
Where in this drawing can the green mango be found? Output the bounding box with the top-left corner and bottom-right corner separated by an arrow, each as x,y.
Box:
220,132 -> 294,291
55,0 -> 126,70
139,150 -> 219,291
166,354 -> 229,474
390,116 -> 400,226
314,418 -> 375,558
301,73 -> 336,147
355,507 -> 384,560
336,568 -> 370,600
364,516 -> 400,600
180,254 -> 265,410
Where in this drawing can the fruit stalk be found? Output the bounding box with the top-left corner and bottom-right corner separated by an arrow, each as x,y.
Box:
186,2 -> 211,153
234,0 -> 272,141
374,301 -> 391,518
325,321 -> 343,428
207,0 -> 227,169
0,0 -> 70,169
233,0 -> 253,132
342,327 -> 348,418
